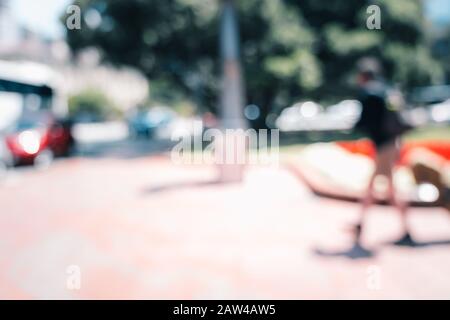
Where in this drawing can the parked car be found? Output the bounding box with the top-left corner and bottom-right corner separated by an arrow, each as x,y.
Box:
430,99 -> 450,124
5,111 -> 74,167
0,133 -> 13,178
276,100 -> 363,132
127,107 -> 176,139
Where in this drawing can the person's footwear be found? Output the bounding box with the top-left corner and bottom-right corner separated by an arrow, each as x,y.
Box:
392,232 -> 416,247
349,242 -> 374,259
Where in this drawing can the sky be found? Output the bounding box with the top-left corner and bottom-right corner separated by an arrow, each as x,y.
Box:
10,0 -> 71,39
425,0 -> 450,26
8,0 -> 450,39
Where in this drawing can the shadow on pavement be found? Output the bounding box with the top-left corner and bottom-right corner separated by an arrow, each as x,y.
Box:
314,243 -> 376,260
385,237 -> 450,248
314,237 -> 450,261
141,179 -> 225,194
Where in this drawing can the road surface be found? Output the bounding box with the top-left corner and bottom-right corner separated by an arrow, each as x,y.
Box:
1,154 -> 450,299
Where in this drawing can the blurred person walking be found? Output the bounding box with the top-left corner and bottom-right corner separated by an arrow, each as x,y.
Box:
353,60 -> 412,247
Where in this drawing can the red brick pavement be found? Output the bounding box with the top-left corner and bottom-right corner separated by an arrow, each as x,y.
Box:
0,156 -> 450,299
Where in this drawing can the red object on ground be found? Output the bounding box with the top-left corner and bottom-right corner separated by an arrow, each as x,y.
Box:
336,140 -> 450,164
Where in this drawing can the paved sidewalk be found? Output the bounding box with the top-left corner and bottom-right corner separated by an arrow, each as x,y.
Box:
1,156 -> 450,299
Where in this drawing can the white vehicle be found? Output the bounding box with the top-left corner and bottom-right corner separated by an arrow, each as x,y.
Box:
0,60 -> 70,169
276,100 -> 362,132
429,99 -> 450,124
275,101 -> 324,132
0,60 -> 67,129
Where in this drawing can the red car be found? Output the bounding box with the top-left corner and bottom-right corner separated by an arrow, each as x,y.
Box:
5,112 -> 73,166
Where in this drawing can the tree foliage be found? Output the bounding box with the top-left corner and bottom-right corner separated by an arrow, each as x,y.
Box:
68,88 -> 119,120
65,0 -> 444,128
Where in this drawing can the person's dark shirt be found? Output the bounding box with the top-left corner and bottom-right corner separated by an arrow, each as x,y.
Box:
355,80 -> 393,148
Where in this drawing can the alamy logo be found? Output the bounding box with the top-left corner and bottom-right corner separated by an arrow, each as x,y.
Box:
66,5 -> 81,30
366,5 -> 381,30
66,265 -> 81,290
366,265 -> 382,291
171,121 -> 279,166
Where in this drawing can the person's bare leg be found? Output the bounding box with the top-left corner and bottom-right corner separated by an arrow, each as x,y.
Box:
387,174 -> 413,245
354,171 -> 377,244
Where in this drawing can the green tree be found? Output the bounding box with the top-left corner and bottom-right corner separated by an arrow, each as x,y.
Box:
288,0 -> 444,99
65,0 -> 443,128
68,88 -> 119,121
431,24 -> 450,83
